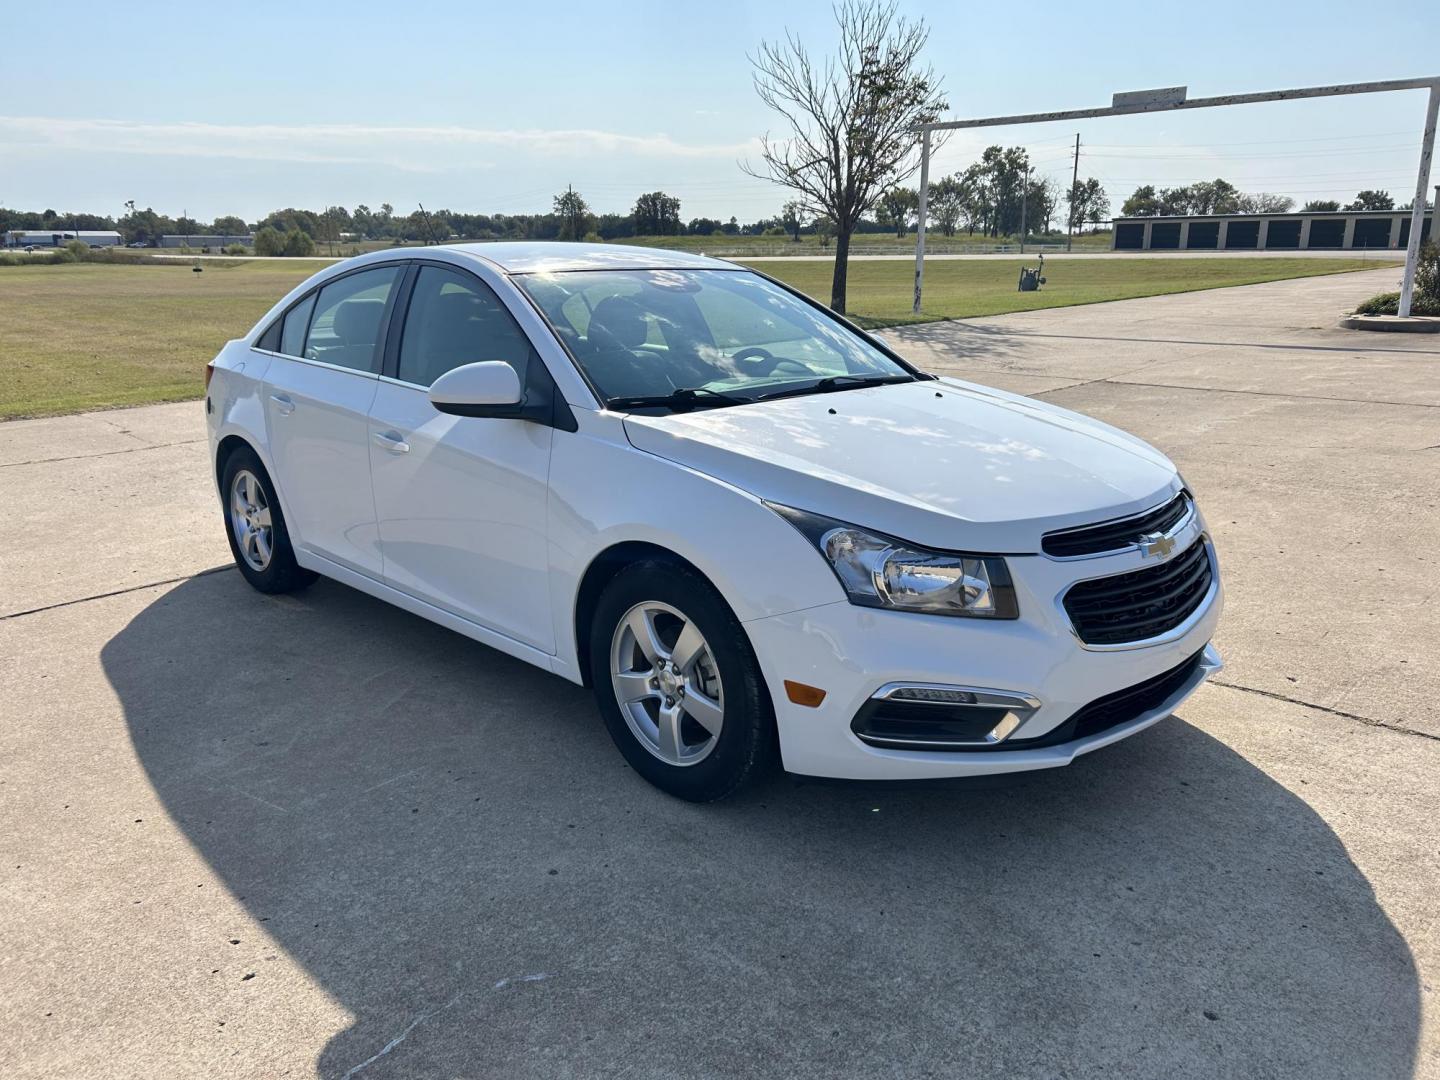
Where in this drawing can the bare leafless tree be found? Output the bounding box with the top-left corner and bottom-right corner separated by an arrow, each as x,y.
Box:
745,1 -> 947,313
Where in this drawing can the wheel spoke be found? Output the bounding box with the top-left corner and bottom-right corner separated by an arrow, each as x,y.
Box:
670,620 -> 706,673
242,527 -> 258,559
680,689 -> 724,737
655,703 -> 685,763
625,607 -> 667,665
243,474 -> 259,506
613,670 -> 655,704
254,529 -> 272,564
254,506 -> 272,528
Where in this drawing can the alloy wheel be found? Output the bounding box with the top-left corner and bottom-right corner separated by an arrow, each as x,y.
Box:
609,600 -> 725,766
229,469 -> 274,572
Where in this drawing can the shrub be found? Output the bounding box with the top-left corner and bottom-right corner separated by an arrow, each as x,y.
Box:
1355,242 -> 1440,316
1355,290 -> 1440,317
224,243 -> 248,256
284,230 -> 315,257
1416,240 -> 1439,302
583,231 -> 604,244
253,227 -> 285,257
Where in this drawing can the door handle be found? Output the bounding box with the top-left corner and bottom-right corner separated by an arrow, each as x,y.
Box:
372,430 -> 410,454
269,393 -> 295,416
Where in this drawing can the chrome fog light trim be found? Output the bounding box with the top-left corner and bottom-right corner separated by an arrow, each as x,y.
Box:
857,682 -> 1041,748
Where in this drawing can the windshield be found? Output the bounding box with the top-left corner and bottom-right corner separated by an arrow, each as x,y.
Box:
515,268 -> 915,410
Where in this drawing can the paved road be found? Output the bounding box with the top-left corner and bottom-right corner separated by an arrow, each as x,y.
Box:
2,268 -> 1437,1079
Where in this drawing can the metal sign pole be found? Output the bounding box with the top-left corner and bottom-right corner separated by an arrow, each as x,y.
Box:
1399,85 -> 1438,317
910,77 -> 1439,315
913,127 -> 930,315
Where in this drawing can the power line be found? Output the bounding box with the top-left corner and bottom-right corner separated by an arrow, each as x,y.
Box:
1086,129 -> 1415,149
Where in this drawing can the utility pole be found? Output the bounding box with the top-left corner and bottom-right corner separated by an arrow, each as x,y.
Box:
1067,133 -> 1080,252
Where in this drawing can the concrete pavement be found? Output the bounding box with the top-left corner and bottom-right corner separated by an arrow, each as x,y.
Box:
1,266 -> 1437,1078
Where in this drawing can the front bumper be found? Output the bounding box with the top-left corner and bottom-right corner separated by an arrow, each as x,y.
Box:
744,533 -> 1223,780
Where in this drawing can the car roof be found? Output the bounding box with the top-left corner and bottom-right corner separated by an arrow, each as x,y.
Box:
442,242 -> 738,274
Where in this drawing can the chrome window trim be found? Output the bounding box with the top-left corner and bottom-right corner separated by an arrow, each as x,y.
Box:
1056,536 -> 1219,652
1042,492 -> 1195,562
249,348 -> 380,379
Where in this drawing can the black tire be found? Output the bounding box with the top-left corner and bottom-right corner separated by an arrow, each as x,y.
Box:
219,445 -> 317,595
589,559 -> 776,802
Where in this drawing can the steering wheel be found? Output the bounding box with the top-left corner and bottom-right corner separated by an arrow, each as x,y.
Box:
732,346 -> 812,377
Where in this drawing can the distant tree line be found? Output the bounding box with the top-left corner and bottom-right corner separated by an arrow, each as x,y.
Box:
1118,183 -> 1427,218
855,146 -> 1110,241
1,185 -> 962,254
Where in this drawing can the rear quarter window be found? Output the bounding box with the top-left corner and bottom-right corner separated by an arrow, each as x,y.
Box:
280,294 -> 317,357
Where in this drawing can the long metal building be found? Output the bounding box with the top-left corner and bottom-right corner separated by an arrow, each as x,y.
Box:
1111,209 -> 1433,251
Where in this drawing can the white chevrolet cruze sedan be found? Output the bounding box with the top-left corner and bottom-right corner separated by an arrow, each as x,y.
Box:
206,243 -> 1222,801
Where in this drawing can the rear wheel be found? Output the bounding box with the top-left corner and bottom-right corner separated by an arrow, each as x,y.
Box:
590,560 -> 775,801
220,446 -> 316,594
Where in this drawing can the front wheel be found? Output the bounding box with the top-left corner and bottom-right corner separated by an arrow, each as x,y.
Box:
590,561 -> 775,801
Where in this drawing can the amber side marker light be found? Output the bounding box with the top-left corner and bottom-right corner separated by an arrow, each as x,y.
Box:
784,680 -> 827,708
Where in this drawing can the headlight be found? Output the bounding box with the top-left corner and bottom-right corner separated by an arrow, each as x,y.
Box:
768,504 -> 1018,618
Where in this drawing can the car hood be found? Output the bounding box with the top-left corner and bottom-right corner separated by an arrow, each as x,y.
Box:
621,377 -> 1181,552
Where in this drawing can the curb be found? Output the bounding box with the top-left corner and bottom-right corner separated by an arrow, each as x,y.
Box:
1339,314 -> 1440,333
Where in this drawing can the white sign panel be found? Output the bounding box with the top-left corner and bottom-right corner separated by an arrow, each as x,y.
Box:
1112,86 -> 1188,108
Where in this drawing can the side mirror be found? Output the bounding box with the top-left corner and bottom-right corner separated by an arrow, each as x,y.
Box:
429,361 -> 523,418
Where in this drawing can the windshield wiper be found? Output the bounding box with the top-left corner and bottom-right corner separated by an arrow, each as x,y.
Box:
605,386 -> 749,412
754,373 -> 914,403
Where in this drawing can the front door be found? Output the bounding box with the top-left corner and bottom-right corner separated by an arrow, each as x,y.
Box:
367,264 -> 555,651
262,264 -> 403,577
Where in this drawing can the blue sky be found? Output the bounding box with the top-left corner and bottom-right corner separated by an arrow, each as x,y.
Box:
2,0 -> 1437,223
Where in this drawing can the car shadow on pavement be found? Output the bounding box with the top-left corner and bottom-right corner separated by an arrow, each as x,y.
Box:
102,571 -> 1420,1080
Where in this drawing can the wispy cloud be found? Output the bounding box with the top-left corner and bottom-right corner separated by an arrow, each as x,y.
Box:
0,116 -> 758,171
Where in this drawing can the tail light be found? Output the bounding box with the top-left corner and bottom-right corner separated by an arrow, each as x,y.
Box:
205,361 -> 215,390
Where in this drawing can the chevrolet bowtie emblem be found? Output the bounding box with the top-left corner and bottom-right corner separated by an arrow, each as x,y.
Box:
1140,532 -> 1176,558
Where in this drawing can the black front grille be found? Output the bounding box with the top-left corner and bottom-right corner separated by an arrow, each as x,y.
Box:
1063,539 -> 1212,645
1043,493 -> 1190,558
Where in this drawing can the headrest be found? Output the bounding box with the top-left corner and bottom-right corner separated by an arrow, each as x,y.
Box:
333,297 -> 386,345
588,296 -> 648,349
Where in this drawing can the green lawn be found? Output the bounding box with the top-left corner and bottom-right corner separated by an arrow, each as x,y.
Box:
0,260 -> 327,418
758,256 -> 1396,328
0,255 -> 1395,419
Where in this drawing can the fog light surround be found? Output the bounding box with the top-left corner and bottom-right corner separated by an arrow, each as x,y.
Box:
852,682 -> 1041,750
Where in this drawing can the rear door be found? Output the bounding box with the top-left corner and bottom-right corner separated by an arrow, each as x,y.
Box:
262,264 -> 403,577
367,263 -> 556,651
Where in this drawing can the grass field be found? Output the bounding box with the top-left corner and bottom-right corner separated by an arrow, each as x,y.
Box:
764,256 -> 1397,328
0,255 -> 1395,419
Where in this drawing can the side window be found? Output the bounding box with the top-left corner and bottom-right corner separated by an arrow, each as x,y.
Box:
397,266 -> 533,387
302,267 -> 402,373
278,294 -> 316,356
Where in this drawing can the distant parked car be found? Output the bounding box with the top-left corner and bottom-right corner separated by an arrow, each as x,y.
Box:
206,243 -> 1222,800
127,241 -> 147,249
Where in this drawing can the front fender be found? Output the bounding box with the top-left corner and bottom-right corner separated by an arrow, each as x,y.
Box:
546,411 -> 845,682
